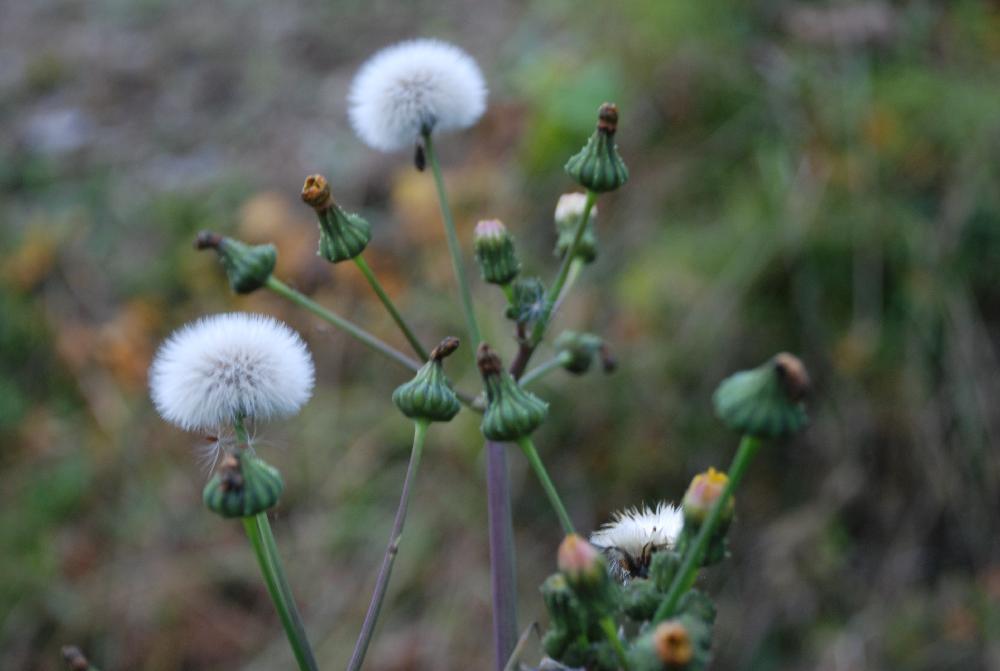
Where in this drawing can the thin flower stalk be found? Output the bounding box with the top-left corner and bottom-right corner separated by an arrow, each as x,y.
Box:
519,352 -> 573,387
234,419 -> 319,671
486,439 -> 519,671
423,131 -> 482,347
530,190 -> 597,347
352,255 -> 429,361
265,276 -> 422,371
600,615 -> 631,671
347,420 -> 430,671
653,435 -> 763,622
515,436 -> 575,535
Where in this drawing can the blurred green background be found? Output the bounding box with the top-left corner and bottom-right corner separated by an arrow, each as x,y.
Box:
2,0 -> 1000,669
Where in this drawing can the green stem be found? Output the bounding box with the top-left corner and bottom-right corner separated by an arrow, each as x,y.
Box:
653,435 -> 763,622
423,131 -> 482,347
347,420 -> 429,671
501,282 -> 515,306
515,437 -> 575,534
232,417 -> 318,671
529,191 -> 596,346
519,352 -> 572,387
266,275 -> 421,372
599,616 -> 630,671
552,257 -> 585,315
353,255 -> 429,361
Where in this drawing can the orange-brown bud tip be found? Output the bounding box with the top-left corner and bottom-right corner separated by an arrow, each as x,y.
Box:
597,102 -> 619,133
477,343 -> 504,377
653,620 -> 693,666
301,174 -> 333,210
431,336 -> 460,362
774,352 -> 810,401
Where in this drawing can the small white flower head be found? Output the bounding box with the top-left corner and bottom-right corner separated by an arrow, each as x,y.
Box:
554,192 -> 598,226
348,38 -> 487,152
150,313 -> 315,432
589,502 -> 683,582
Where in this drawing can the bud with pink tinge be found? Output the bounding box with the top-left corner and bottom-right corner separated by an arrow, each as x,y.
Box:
682,467 -> 733,528
557,533 -> 604,585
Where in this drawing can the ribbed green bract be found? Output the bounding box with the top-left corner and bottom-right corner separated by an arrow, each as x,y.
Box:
627,592 -> 715,671
480,371 -> 548,441
316,204 -> 372,263
713,357 -> 808,438
218,237 -> 277,294
392,359 -> 461,422
555,211 -> 598,263
541,573 -> 588,660
474,228 -> 520,285
564,131 -> 629,193
504,277 -> 546,326
203,453 -> 284,518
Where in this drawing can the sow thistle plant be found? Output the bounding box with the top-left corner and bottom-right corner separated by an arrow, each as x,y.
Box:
136,37 -> 810,671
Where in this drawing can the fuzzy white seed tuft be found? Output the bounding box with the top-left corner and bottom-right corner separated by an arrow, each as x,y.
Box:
589,502 -> 683,581
150,313 -> 315,432
348,39 -> 487,152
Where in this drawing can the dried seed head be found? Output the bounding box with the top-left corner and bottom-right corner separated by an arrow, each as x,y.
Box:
774,352 -> 810,401
597,102 -> 619,134
430,336 -> 461,362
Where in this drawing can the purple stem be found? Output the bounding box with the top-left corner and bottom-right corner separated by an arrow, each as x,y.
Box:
486,439 -> 518,671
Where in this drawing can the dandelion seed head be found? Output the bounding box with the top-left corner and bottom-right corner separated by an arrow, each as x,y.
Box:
150,313 -> 315,432
589,502 -> 683,581
348,39 -> 487,152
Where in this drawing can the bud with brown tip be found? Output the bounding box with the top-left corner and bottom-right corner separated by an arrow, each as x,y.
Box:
564,103 -> 629,193
713,353 -> 810,438
300,174 -> 371,263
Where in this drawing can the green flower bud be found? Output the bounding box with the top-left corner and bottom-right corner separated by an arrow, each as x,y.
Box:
301,174 -> 371,263
473,219 -> 520,285
681,467 -> 734,530
554,193 -> 599,263
622,577 -> 661,621
541,573 -> 587,648
565,103 -> 629,193
392,337 -> 462,423
203,452 -> 284,518
477,343 -> 549,441
554,330 -> 616,375
504,277 -> 547,326
196,231 -> 276,294
713,353 -> 810,438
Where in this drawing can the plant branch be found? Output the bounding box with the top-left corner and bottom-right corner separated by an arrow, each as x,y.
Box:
347,420 -> 429,671
233,417 -> 318,671
516,436 -> 575,534
519,352 -> 572,387
423,131 -> 482,347
353,255 -> 429,360
600,616 -> 630,671
653,435 -> 763,622
486,440 -> 519,671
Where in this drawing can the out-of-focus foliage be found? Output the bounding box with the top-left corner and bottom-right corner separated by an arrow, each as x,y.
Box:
2,0 -> 999,669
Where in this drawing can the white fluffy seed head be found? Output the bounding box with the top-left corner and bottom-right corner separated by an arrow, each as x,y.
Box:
150,313 -> 315,432
348,39 -> 487,152
589,502 -> 683,569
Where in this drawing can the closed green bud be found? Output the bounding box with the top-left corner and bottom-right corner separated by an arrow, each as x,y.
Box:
713,353 -> 810,438
477,343 -> 548,441
301,174 -> 371,263
196,231 -> 276,294
392,337 -> 462,422
203,452 -> 284,518
473,219 -> 520,285
554,330 -> 616,375
565,103 -> 629,193
554,193 -> 599,263
504,276 -> 547,326
541,573 -> 587,640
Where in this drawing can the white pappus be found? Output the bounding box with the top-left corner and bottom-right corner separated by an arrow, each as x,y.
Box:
348,38 -> 487,152
149,313 -> 315,433
589,502 -> 684,582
